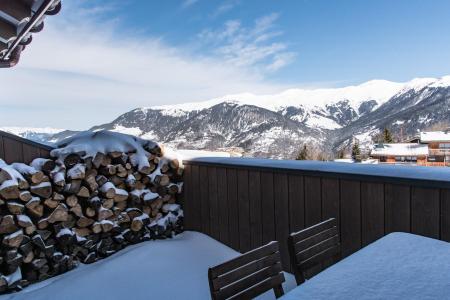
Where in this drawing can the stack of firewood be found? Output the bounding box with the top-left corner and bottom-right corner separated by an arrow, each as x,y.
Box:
0,132 -> 183,293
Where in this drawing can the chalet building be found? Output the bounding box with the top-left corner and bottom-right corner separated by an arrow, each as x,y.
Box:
370,129 -> 450,166
420,130 -> 450,166
371,143 -> 429,165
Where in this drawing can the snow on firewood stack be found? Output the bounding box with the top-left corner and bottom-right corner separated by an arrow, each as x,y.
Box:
0,131 -> 183,293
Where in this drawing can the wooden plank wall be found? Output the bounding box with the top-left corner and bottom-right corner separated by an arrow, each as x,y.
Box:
0,131 -> 53,164
183,161 -> 450,272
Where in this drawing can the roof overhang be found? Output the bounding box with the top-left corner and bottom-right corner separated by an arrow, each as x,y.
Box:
0,0 -> 61,68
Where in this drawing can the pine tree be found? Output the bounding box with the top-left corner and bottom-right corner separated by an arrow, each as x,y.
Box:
383,128 -> 393,143
351,141 -> 361,161
337,149 -> 345,159
296,145 -> 309,160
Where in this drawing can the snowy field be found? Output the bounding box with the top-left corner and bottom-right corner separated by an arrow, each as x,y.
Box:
0,232 -> 296,300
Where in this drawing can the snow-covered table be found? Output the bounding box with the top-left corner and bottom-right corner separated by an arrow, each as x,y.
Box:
281,232 -> 450,300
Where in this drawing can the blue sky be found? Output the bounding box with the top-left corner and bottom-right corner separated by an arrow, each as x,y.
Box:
1,0 -> 450,129
110,0 -> 450,84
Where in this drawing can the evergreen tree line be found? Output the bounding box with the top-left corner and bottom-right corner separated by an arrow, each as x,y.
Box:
296,128 -> 395,161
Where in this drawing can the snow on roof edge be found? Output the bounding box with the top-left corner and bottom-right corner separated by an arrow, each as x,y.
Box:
420,131 -> 450,142
371,143 -> 429,156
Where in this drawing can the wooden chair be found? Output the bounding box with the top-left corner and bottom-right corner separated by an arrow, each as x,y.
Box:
208,241 -> 286,300
288,218 -> 341,285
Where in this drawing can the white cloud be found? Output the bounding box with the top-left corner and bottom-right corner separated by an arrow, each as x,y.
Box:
181,0 -> 199,9
210,0 -> 239,18
198,13 -> 296,73
267,52 -> 297,72
0,1 -> 289,130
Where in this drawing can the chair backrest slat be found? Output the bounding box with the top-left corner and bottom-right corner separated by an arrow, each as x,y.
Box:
297,234 -> 339,262
209,241 -> 285,300
229,273 -> 285,300
299,244 -> 340,271
288,218 -> 341,285
209,241 -> 278,278
290,218 -> 337,243
213,251 -> 280,290
216,261 -> 282,299
294,226 -> 338,253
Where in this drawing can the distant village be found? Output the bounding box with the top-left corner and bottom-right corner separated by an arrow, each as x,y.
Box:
195,128 -> 450,167
336,129 -> 450,167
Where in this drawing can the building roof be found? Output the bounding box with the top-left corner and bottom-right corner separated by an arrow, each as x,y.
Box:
420,130 -> 450,143
371,143 -> 429,156
0,0 -> 61,68
404,136 -> 420,143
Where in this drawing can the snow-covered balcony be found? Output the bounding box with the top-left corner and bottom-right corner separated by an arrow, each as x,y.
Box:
1,131 -> 450,299
0,231 -> 296,299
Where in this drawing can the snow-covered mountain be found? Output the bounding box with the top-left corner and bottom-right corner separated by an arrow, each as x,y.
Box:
333,76 -> 450,151
151,79 -> 405,131
3,76 -> 450,159
0,127 -> 65,145
88,102 -> 326,159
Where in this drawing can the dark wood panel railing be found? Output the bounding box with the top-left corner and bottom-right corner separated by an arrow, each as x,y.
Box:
183,158 -> 450,272
0,130 -> 53,164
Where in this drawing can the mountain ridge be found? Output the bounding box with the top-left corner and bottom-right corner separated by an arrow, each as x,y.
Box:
2,75 -> 450,159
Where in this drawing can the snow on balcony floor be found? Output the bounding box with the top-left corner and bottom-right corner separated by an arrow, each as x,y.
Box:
0,231 -> 296,300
